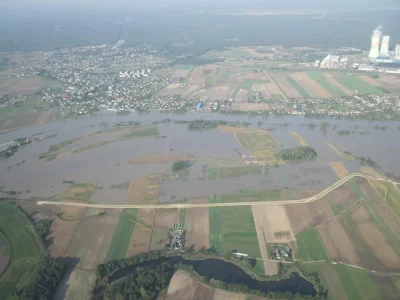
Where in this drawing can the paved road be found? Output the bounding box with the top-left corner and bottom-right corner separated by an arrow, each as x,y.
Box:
37,173 -> 397,209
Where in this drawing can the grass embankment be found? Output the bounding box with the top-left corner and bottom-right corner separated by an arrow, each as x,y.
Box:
296,229 -> 329,261
327,143 -> 356,160
209,206 -> 264,273
290,131 -> 308,146
0,203 -> 42,299
208,165 -> 267,179
336,74 -> 386,94
106,209 -> 138,261
38,137 -> 81,161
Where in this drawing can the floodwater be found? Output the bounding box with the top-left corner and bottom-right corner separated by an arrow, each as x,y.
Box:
106,256 -> 316,297
1,111 -> 400,204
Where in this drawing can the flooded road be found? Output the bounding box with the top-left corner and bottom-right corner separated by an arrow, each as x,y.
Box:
1,111 -> 399,204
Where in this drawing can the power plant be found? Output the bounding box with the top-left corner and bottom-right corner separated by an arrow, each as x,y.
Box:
368,26 -> 400,67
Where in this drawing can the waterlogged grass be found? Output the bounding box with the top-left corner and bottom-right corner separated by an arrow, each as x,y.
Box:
164,168 -> 190,180
208,166 -> 267,180
122,125 -> 159,139
217,188 -> 281,203
63,183 -> 95,202
106,209 -> 138,261
296,228 -> 329,261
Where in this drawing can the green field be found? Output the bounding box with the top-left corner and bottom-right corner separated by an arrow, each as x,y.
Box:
334,264 -> 381,300
307,71 -> 345,97
216,188 -> 280,203
0,203 -> 42,299
296,228 -> 329,261
272,94 -> 285,100
336,74 -> 385,94
202,48 -> 255,59
209,206 -> 261,258
208,166 -> 267,180
286,76 -> 311,98
63,183 -> 95,202
0,99 -> 49,115
232,79 -> 270,98
106,209 -> 138,261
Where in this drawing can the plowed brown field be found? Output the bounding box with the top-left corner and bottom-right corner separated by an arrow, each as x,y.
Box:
185,198 -> 210,250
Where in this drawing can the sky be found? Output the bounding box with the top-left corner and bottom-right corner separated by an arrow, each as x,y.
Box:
3,0 -> 399,11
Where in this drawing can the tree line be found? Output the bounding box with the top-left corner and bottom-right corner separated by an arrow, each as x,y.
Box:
279,146 -> 317,161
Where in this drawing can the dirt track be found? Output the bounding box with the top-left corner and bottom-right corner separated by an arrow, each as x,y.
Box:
38,173 -> 398,209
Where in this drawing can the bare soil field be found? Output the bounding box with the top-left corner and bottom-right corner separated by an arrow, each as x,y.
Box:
251,205 -> 278,275
290,72 -> 331,98
57,269 -> 96,300
185,198 -> 210,250
271,72 -> 302,99
230,102 -> 270,111
360,166 -> 385,178
359,75 -> 386,87
254,205 -> 295,244
286,184 -> 356,235
153,208 -> 179,228
351,206 -> 400,270
129,153 -> 195,164
323,73 -> 353,96
65,208 -> 120,270
126,208 -> 156,256
166,270 -> 249,300
375,74 -> 400,89
218,125 -> 252,134
318,219 -> 360,265
330,162 -> 350,179
48,206 -> 86,257
264,72 -> 287,101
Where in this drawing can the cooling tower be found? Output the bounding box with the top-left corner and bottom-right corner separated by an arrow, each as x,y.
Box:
368,28 -> 382,61
380,36 -> 390,57
395,44 -> 400,60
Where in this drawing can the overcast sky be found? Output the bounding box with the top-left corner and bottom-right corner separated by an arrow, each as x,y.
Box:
3,0 -> 399,11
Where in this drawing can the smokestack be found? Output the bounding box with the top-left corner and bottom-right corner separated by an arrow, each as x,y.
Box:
380,36 -> 390,57
368,26 -> 382,61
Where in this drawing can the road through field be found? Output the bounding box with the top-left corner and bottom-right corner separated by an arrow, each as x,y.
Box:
38,173 -> 398,209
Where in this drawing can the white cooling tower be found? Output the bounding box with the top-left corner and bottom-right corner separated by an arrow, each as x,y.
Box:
395,44 -> 400,60
368,28 -> 382,61
380,36 -> 390,57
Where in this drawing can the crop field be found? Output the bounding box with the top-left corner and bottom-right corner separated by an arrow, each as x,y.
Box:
65,208 -> 119,270
307,71 -> 346,97
126,208 -> 156,256
126,174 -> 162,204
296,228 -> 329,261
232,79 -> 270,98
300,263 -> 347,300
106,209 -> 138,261
185,198 -> 210,250
368,180 -> 400,218
235,129 -> 282,164
62,183 -> 95,202
149,208 -> 179,250
0,203 -> 41,299
335,73 -> 386,94
209,206 -> 261,259
292,72 -> 332,98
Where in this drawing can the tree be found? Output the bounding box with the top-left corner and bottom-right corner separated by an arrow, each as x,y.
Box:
172,161 -> 188,172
